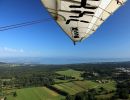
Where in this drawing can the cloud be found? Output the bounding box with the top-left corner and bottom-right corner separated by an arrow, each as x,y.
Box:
0,47 -> 24,57
0,47 -> 24,53
0,47 -> 43,57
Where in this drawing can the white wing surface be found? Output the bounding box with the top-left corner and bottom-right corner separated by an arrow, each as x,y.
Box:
41,0 -> 127,43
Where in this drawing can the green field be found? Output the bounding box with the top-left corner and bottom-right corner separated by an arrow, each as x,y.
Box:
6,81 -> 116,100
56,69 -> 83,80
53,80 -> 116,95
7,87 -> 65,100
96,93 -> 114,100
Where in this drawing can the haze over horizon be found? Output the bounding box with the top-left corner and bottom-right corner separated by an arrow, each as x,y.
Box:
0,57 -> 130,64
0,0 -> 130,61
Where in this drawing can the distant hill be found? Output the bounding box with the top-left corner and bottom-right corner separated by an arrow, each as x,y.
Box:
0,62 -> 7,64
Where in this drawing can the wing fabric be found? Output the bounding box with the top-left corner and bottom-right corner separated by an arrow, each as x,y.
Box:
41,0 -> 127,43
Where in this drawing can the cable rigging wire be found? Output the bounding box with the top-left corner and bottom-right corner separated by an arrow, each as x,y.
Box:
0,18 -> 52,32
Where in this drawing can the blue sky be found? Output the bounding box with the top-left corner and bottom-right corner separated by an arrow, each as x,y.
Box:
0,0 -> 130,59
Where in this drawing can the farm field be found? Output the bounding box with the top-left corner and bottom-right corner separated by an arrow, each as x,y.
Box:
7,87 -> 65,100
0,62 -> 130,100
56,69 -> 83,80
95,93 -> 114,100
53,80 -> 116,95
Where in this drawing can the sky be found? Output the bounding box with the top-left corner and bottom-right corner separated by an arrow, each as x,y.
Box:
0,0 -> 130,59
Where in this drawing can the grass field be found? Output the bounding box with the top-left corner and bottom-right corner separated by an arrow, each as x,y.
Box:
56,69 -> 83,80
6,81 -> 116,100
96,93 -> 114,100
7,87 -> 65,100
6,69 -> 116,99
53,80 -> 116,95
